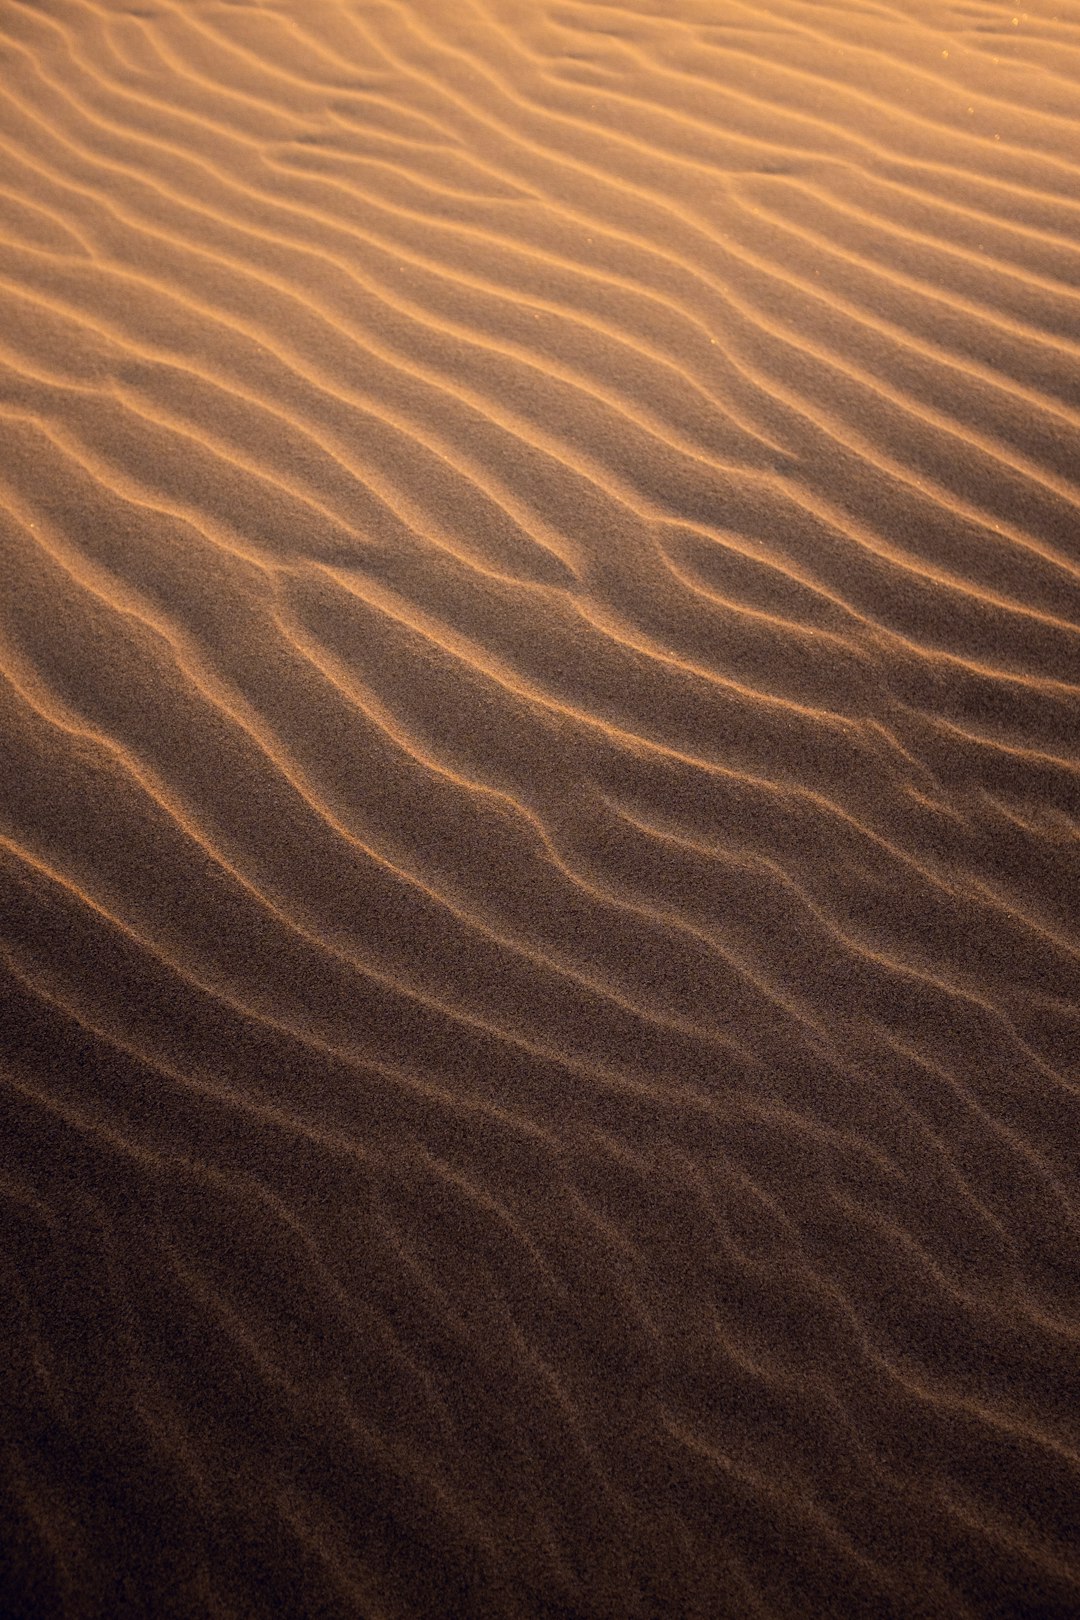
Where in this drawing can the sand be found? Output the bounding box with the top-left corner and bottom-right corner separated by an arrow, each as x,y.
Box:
0,0 -> 1078,1615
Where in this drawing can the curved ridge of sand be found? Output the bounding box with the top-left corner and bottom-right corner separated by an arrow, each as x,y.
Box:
1,2 -> 1078,1616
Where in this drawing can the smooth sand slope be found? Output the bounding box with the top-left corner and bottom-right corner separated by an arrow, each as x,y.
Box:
1,1 -> 1078,1615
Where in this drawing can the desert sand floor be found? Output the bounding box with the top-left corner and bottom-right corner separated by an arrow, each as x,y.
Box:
0,1 -> 1078,1616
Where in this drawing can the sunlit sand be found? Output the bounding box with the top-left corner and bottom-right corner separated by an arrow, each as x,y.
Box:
1,2 -> 1078,1615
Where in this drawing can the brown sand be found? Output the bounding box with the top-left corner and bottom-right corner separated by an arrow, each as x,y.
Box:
1,0 -> 1078,1615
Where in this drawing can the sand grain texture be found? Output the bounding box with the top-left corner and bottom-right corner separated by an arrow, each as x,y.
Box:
1,0 -> 1079,1616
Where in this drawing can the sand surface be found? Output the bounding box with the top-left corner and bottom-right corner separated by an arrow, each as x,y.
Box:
1,1 -> 1078,1615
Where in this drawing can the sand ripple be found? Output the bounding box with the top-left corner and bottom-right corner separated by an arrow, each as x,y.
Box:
1,1 -> 1078,1615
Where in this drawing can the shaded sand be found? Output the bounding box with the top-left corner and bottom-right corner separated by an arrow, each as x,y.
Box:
1,0 -> 1079,1614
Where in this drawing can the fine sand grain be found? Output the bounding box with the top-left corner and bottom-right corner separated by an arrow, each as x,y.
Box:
1,1 -> 1078,1616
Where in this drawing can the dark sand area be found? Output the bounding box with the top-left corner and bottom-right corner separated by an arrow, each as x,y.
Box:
0,0 -> 1078,1614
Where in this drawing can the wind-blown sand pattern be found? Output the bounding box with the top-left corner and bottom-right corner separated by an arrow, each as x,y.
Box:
1,0 -> 1078,1614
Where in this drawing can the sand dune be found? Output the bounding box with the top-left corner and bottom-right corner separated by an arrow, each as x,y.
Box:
1,0 -> 1078,1615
